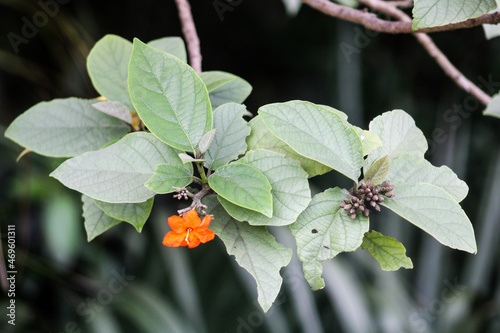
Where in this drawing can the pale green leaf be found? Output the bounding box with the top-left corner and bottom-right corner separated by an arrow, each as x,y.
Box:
483,93 -> 500,118
483,24 -> 500,40
388,154 -> 469,202
148,37 -> 187,63
145,163 -> 194,194
282,0 -> 302,16
82,195 -> 121,242
364,155 -> 390,185
94,198 -> 154,232
366,110 -> 428,171
92,101 -> 133,124
208,163 -> 273,217
197,129 -> 217,156
51,132 -> 184,203
217,150 -> 311,226
353,126 -> 383,156
361,230 -> 413,271
5,98 -> 130,157
87,34 -> 134,109
203,195 -> 291,312
290,187 -> 370,290
412,0 -> 497,29
199,71 -> 252,109
128,38 -> 212,153
259,101 -> 363,181
178,153 -> 204,164
246,115 -> 332,177
381,181 -> 477,253
204,103 -> 251,170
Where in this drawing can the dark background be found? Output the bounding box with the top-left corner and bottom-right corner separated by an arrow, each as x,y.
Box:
1,1 -> 499,332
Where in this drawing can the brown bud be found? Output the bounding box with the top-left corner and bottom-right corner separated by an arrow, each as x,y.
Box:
385,192 -> 394,198
372,195 -> 379,201
359,205 -> 365,212
354,203 -> 359,208
344,198 -> 350,204
351,196 -> 358,203
344,204 -> 352,211
363,209 -> 370,217
378,197 -> 385,203
374,204 -> 381,212
350,214 -> 356,221
373,187 -> 379,195
370,201 -> 377,208
349,208 -> 356,215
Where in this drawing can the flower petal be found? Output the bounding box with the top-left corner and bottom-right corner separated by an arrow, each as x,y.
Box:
195,228 -> 215,244
167,215 -> 188,233
163,231 -> 187,247
187,232 -> 202,248
183,209 -> 202,229
199,215 -> 212,228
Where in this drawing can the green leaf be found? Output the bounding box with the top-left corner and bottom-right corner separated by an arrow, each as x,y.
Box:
145,163 -> 194,193
203,195 -> 291,312
352,126 -> 383,156
92,101 -> 132,124
82,195 -> 121,242
246,116 -> 332,177
197,129 -> 217,156
483,24 -> 500,40
217,150 -> 311,226
364,155 -> 390,185
128,38 -> 212,153
259,101 -> 363,181
199,71 -> 253,109
483,93 -> 500,118
366,110 -> 428,171
5,98 -> 130,157
204,103 -> 251,170
381,181 -> 476,253
412,0 -> 497,29
208,163 -> 273,217
388,154 -> 469,202
290,187 -> 370,290
94,198 -> 154,232
87,34 -> 134,109
51,132 -> 184,203
361,230 -> 413,271
148,37 -> 187,63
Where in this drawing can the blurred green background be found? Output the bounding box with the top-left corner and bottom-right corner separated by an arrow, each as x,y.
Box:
1,1 -> 500,332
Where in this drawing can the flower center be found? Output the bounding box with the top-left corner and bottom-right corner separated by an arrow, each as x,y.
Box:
185,227 -> 193,244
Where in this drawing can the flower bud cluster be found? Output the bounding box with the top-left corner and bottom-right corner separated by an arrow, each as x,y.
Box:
339,180 -> 395,221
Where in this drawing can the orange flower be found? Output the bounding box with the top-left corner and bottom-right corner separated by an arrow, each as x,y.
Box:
163,209 -> 215,248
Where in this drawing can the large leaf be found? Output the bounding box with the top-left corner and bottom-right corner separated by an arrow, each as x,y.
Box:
290,187 -> 370,290
208,163 -> 273,217
259,101 -> 363,181
483,93 -> 500,119
217,150 -> 311,226
51,132 -> 183,203
361,230 -> 413,271
204,103 -> 251,170
366,110 -> 428,170
87,34 -> 134,109
94,198 -> 154,232
413,0 -> 497,30
203,195 -> 291,312
128,38 -> 212,153
388,154 -> 468,202
148,37 -> 187,63
82,195 -> 121,242
246,116 -> 331,177
5,98 -> 129,157
381,181 -> 476,253
145,163 -> 194,194
199,71 -> 252,109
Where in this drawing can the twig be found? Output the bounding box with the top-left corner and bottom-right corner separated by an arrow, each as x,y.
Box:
301,0 -> 500,34
174,0 -> 202,73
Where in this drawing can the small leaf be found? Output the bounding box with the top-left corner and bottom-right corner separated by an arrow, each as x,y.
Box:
246,116 -> 332,177
259,101 -> 363,181
82,195 -> 121,242
94,198 -> 154,232
204,103 -> 251,170
203,195 -> 291,312
5,98 -> 130,157
361,230 -> 413,271
290,187 -> 369,290
148,36 -> 187,62
178,153 -> 204,164
352,126 -> 383,156
388,154 -> 469,202
217,150 -> 311,226
483,24 -> 500,40
208,163 -> 273,217
381,181 -> 477,253
364,155 -> 390,185
51,132 -> 184,203
197,129 -> 217,156
92,101 -> 133,124
87,34 -> 134,109
145,164 -> 194,194
199,71 -> 253,109
128,38 -> 212,153
483,93 -> 500,119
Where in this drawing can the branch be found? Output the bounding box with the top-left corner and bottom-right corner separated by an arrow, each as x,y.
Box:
358,0 -> 491,105
174,0 -> 202,73
301,0 -> 500,34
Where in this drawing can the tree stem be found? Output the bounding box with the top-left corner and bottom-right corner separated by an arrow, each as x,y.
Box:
174,0 -> 202,73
